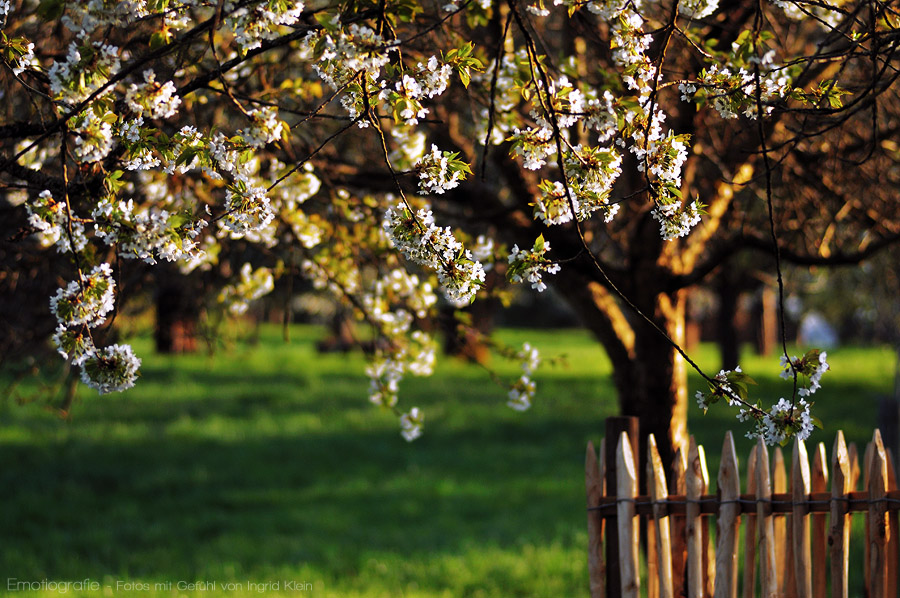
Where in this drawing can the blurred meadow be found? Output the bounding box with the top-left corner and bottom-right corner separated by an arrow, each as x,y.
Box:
0,325 -> 895,597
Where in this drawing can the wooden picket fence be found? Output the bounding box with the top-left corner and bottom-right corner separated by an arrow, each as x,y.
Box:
585,421 -> 900,598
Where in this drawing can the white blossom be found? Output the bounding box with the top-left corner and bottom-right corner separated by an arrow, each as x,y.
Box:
125,70 -> 181,119
507,239 -> 560,293
218,263 -> 275,315
384,203 -> 486,305
80,343 -> 142,394
399,407 -> 424,441
48,40 -> 120,107
50,264 -> 116,329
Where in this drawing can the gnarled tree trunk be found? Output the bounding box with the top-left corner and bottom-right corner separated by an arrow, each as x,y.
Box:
553,270 -> 689,472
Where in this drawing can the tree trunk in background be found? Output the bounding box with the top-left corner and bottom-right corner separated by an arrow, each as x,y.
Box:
756,285 -> 777,357
554,272 -> 689,473
717,274 -> 741,372
155,270 -> 201,354
615,291 -> 689,475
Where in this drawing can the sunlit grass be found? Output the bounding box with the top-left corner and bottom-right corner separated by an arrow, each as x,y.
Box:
0,325 -> 894,597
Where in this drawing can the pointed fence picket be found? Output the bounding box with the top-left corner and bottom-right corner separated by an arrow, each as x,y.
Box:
586,422 -> 900,598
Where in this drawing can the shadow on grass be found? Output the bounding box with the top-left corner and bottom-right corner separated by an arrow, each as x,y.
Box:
0,407 -> 609,586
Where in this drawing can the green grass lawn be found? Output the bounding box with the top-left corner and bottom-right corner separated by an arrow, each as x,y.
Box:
0,325 -> 895,597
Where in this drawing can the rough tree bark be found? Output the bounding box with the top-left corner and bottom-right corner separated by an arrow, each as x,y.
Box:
551,263 -> 689,471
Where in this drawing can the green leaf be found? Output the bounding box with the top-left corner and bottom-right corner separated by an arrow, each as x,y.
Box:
176,147 -> 198,167
459,67 -> 471,89
315,11 -> 341,32
726,371 -> 757,387
149,30 -> 172,50
167,213 -> 189,229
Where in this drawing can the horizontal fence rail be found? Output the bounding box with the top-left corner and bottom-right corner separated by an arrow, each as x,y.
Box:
588,491 -> 900,516
586,422 -> 899,598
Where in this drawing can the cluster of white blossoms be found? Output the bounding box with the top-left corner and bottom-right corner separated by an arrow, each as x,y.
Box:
384,55 -> 455,125
695,366 -> 745,411
610,12 -> 656,94
741,398 -> 814,445
546,76 -> 587,128
266,162 -> 323,248
360,269 -> 439,419
583,91 -> 620,143
218,264 -> 275,316
409,56 -> 453,100
499,0 -> 703,254
508,343 -> 541,411
1,30 -> 37,76
697,349 -> 828,444
383,203 -> 486,306
121,141 -> 160,171
162,126 -> 203,174
50,264 -> 116,329
302,23 -> 391,115
50,264 -> 141,394
26,190 -> 88,253
780,350 -> 829,397
534,181 -> 575,226
239,106 -> 286,149
367,331 -> 437,400
507,236 -> 560,293
224,0 -> 305,53
442,0 -> 492,11
125,70 -> 182,120
301,247 -> 362,296
79,344 -> 142,394
635,125 -> 689,188
367,357 -> 404,409
92,198 -> 205,265
585,0 -> 634,20
771,0 -> 845,27
564,146 -> 623,222
679,0 -> 721,19
48,39 -> 121,107
303,21 -> 464,131
222,175 -> 275,236
399,407 -> 424,442
60,0 -> 151,33
389,126 -> 428,170
650,199 -> 704,241
207,132 -> 247,179
366,328 -> 437,442
684,49 -> 792,120
509,125 -> 555,171
365,269 -> 438,322
415,145 -> 470,195
70,108 -> 116,163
